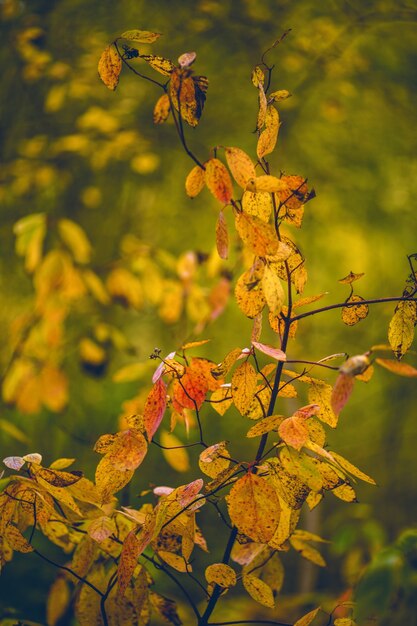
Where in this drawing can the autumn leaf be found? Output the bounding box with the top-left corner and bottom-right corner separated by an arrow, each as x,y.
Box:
170,67 -> 207,126
246,174 -> 286,193
242,190 -> 273,222
142,54 -> 175,76
119,29 -> 161,43
257,105 -> 280,159
278,416 -> 309,451
232,361 -> 257,415
294,607 -> 322,626
235,212 -> 279,256
172,368 -> 208,411
47,576 -> 70,626
143,378 -> 167,440
256,83 -> 268,131
252,341 -> 286,361
30,464 -> 83,487
242,574 -> 275,608
262,265 -> 285,314
199,442 -> 230,478
160,430 -> 190,472
375,357 -> 417,377
185,164 -> 206,198
205,563 -> 237,587
226,473 -> 281,543
98,44 -> 122,90
225,147 -> 256,188
388,299 -> 417,359
118,530 -> 141,596
153,93 -> 171,124
330,451 -> 376,485
235,266 -> 266,319
57,219 -> 92,264
13,212 -> 46,273
339,271 -> 365,284
215,210 -> 229,259
149,592 -> 182,626
205,158 -> 233,204
341,295 -> 369,326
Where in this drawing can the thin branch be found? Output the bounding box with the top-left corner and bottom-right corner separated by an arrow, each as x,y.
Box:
208,621 -> 291,626
33,549 -> 104,596
114,41 -> 166,89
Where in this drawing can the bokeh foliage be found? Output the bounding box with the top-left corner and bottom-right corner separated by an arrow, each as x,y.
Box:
1,0 -> 417,623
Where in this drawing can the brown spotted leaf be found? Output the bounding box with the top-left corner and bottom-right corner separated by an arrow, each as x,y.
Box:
226,473 -> 281,543
235,212 -> 279,256
142,54 -> 175,76
242,191 -> 273,222
232,361 -> 257,415
205,563 -> 237,587
262,265 -> 285,314
118,530 -> 141,596
341,295 -> 369,326
98,44 -> 122,91
143,378 -> 167,440
242,574 -> 275,608
339,271 -> 365,284
225,147 -> 256,188
235,266 -> 266,319
257,105 -> 280,159
153,93 -> 171,124
199,442 -> 230,478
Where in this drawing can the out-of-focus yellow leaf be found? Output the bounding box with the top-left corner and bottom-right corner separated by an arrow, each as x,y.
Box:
232,361 -> 257,415
158,279 -> 183,323
242,574 -> 275,608
257,105 -> 280,159
14,212 -> 46,273
225,147 -> 256,188
375,357 -> 417,377
160,431 -> 190,472
98,44 -> 122,90
82,269 -> 110,305
205,563 -> 237,587
153,93 -> 171,124
40,365 -> 68,413
106,268 -> 143,309
293,607 -> 321,626
57,219 -> 92,264
290,536 -> 326,567
185,164 -> 206,198
226,473 -> 281,543
0,419 -> 29,444
120,30 -> 161,43
205,158 -> 233,204
388,299 -> 417,359
49,458 -> 75,470
79,338 -> 107,366
341,295 -> 369,326
215,210 -> 229,260
47,576 -> 70,626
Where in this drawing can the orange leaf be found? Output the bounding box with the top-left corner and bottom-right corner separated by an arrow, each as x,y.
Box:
278,416 -> 309,451
235,266 -> 266,319
235,212 -> 279,256
375,357 -> 417,377
143,378 -> 167,440
98,44 -> 122,91
172,368 -> 208,411
205,158 -> 233,204
153,93 -> 171,124
331,373 -> 355,415
216,210 -> 229,259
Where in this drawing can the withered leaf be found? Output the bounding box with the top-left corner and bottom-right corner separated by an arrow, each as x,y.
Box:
235,267 -> 266,319
143,378 -> 167,440
142,54 -> 175,76
153,93 -> 171,124
341,295 -> 369,326
205,158 -> 233,204
257,105 -> 280,159
118,530 -> 141,596
98,44 -> 122,91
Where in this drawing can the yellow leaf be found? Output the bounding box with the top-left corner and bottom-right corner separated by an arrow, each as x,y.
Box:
235,212 -> 279,256
210,387 -> 233,416
82,269 -> 110,305
290,537 -> 326,567
106,268 -> 143,309
95,455 -> 134,502
257,105 -> 280,159
30,464 -> 82,487
57,219 -> 91,264
160,431 -> 190,472
205,157 -> 233,204
225,147 -> 256,188
185,164 -> 206,198
251,65 -> 265,87
98,44 -> 122,90
341,295 -> 369,326
199,442 -> 230,478
279,416 -> 309,451
334,619 -> 357,626
142,54 -> 175,76
242,574 -> 275,608
169,67 -> 207,126
226,473 -> 281,543
256,83 -> 268,130
232,361 -> 257,415
120,29 -> 161,43
332,483 -> 357,502
246,174 -> 286,193
262,265 -> 285,314
5,523 -> 33,553
375,357 -> 417,377
235,266 -> 266,319
13,212 -> 46,273
88,516 -> 116,543
47,576 -> 70,626
242,190 -> 273,222
294,607 -> 321,626
153,93 -> 170,124
0,419 -> 29,444
75,565 -> 105,625
158,550 -> 191,572
330,451 -> 376,485
113,361 -> 152,383
205,563 -> 237,587
339,271 -> 365,284
40,365 -> 68,413
388,299 -> 417,359
293,293 -> 328,309
216,210 -> 229,259
269,89 -> 291,101
49,458 -> 75,470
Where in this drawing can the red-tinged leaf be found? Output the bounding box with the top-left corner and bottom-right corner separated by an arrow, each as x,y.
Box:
216,210 -> 229,259
375,357 -> 417,377
331,373 -> 355,415
98,44 -> 122,91
88,516 -> 115,543
205,158 -> 233,204
189,357 -> 223,391
153,93 -> 171,124
143,378 -> 167,440
293,404 -> 320,420
294,606 -> 322,626
118,530 -> 141,596
235,212 -> 279,256
279,416 -> 309,451
225,147 -> 256,188
226,473 -> 281,543
231,361 -> 258,415
185,165 -> 206,198
252,341 -> 286,361
172,369 -> 208,411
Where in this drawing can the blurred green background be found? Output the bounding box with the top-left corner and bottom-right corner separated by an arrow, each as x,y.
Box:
1,0 -> 417,623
